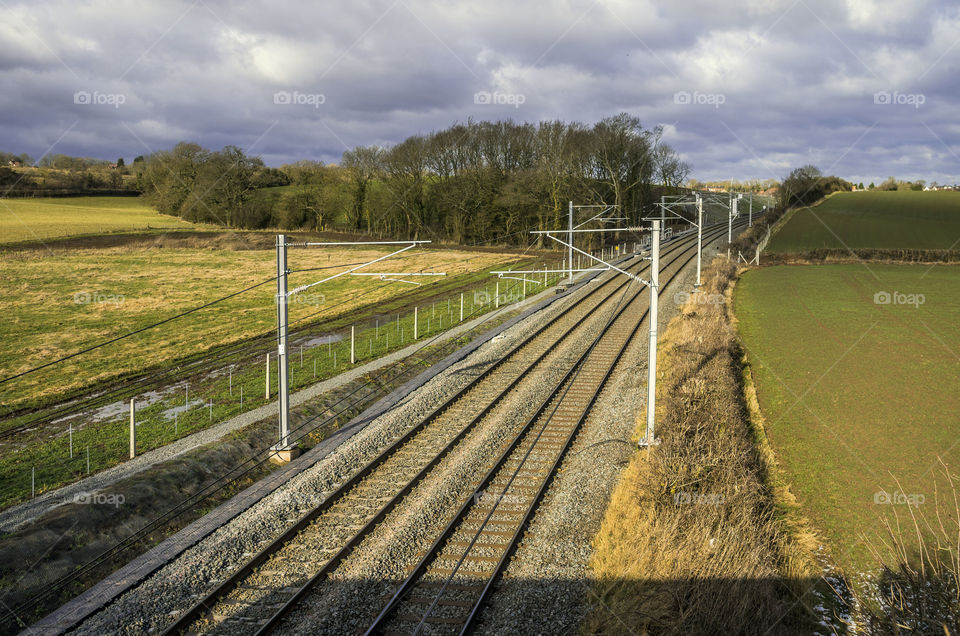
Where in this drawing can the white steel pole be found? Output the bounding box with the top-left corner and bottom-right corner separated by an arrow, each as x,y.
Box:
643,220 -> 660,447
696,196 -> 703,287
460,293 -> 464,322
495,281 -> 499,308
568,200 -> 574,284
728,198 -> 733,243
276,234 -> 291,449
351,325 -> 355,365
414,306 -> 418,340
129,398 -> 136,459
728,196 -> 734,260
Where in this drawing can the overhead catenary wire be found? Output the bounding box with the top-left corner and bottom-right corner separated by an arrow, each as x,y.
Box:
0,276 -> 279,386
13,224 -> 737,627
3,265 -> 535,625
0,255 -> 438,432
0,247 -> 496,431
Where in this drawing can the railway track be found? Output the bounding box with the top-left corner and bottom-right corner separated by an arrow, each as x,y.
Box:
361,223 -> 726,635
146,223 -> 735,636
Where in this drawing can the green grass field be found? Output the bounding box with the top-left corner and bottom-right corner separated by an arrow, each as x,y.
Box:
734,264 -> 960,577
0,196 -> 198,243
768,191 -> 960,253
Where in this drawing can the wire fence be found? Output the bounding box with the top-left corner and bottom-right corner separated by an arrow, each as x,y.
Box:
0,233 -> 659,510
0,252 -> 606,508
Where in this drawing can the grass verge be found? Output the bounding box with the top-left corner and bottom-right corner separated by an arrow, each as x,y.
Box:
584,257 -> 820,634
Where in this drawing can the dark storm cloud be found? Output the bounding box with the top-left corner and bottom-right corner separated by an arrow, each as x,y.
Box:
0,0 -> 957,183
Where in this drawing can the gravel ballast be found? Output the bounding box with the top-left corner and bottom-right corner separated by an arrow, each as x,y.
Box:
55,229 -> 738,635
66,257 -> 623,636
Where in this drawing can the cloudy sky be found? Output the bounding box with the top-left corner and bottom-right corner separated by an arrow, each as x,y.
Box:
1,0 -> 957,184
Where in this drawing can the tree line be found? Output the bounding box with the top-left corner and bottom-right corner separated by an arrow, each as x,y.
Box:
777,165 -> 852,209
136,114 -> 690,246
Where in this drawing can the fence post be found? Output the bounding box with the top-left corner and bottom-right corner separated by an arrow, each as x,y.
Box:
265,352 -> 270,399
414,307 -> 419,340
495,281 -> 500,308
460,293 -> 464,322
129,398 -> 136,459
351,325 -> 356,364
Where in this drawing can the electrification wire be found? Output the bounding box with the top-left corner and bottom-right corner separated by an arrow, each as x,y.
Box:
5,266 -> 528,624
10,225 -> 734,625
0,248 -> 502,436
0,276 -> 279,386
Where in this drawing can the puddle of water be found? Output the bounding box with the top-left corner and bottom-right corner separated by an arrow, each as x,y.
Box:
50,386 -> 183,426
301,334 -> 343,347
161,398 -> 207,421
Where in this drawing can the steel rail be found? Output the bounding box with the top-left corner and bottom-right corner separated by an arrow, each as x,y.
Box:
362,219 -> 748,635
160,236 -> 693,634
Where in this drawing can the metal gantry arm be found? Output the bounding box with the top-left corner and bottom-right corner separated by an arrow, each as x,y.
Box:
289,242 -> 427,295
537,232 -> 652,289
532,221 -> 663,449
348,272 -> 446,286
573,205 -> 621,230
489,268 -> 607,275
493,275 -> 545,286
271,236 -> 444,462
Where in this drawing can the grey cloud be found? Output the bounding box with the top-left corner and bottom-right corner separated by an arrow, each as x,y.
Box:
0,0 -> 956,183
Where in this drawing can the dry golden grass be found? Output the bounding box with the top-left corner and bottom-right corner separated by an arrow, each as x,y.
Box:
0,196 -> 201,243
585,258 -> 818,635
856,460 -> 960,634
0,243 -> 522,409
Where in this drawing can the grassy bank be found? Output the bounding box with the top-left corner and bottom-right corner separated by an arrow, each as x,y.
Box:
585,258 -> 818,634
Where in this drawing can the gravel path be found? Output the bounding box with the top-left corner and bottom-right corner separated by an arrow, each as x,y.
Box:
0,288 -> 554,535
